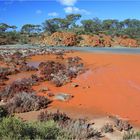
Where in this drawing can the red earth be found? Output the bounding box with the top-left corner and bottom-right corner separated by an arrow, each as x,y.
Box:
2,51 -> 140,127
28,52 -> 140,126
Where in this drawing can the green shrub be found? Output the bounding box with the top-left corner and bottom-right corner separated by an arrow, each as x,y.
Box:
30,121 -> 60,139
0,117 -> 28,139
0,117 -> 64,139
0,116 -> 104,140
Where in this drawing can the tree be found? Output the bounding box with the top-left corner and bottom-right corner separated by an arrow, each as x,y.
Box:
66,14 -> 81,28
102,19 -> 119,30
0,23 -> 9,32
81,18 -> 102,34
21,24 -> 42,34
43,14 -> 82,33
0,23 -> 17,32
43,19 -> 59,33
52,18 -> 70,30
81,20 -> 94,33
92,18 -> 102,33
120,19 -> 140,38
10,25 -> 17,31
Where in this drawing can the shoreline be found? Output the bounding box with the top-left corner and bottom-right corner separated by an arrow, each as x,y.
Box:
1,44 -> 140,54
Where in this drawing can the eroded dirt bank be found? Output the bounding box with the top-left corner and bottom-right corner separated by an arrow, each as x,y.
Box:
27,52 -> 140,126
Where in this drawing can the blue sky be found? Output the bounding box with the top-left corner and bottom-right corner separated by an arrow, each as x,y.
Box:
0,0 -> 140,29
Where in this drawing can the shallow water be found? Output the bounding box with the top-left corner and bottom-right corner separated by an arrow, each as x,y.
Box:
27,61 -> 40,68
1,44 -> 140,54
54,46 -> 140,54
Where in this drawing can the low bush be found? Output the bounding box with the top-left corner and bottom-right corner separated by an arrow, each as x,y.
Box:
39,61 -> 66,80
101,123 -> 114,133
4,51 -> 27,66
0,113 -> 103,140
38,111 -> 102,139
0,67 -> 9,81
0,117 -> 62,140
38,57 -> 84,87
66,56 -> 82,65
113,117 -> 132,131
0,78 -> 34,101
6,92 -> 51,113
52,71 -> 70,87
123,130 -> 140,140
60,119 -> 102,139
19,64 -> 38,72
38,110 -> 70,123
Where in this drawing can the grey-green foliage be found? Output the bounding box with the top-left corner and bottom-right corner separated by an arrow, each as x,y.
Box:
43,15 -> 140,39
0,117 -> 62,140
123,130 -> 140,140
43,14 -> 81,34
1,16 -> 140,44
81,18 -> 102,34
60,119 -> 102,139
0,115 -> 103,140
21,24 -> 42,34
81,18 -> 140,38
6,92 -> 51,113
0,23 -> 17,32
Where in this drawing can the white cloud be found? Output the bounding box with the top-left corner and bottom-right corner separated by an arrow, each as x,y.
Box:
48,12 -> 59,17
58,0 -> 77,6
64,6 -> 90,15
36,10 -> 42,14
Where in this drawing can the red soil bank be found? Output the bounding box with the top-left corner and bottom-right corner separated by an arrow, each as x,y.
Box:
36,32 -> 139,47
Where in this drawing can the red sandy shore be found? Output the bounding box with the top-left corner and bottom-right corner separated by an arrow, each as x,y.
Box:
3,51 -> 140,126
29,51 -> 140,126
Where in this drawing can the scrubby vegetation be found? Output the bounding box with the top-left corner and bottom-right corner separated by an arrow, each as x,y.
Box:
6,92 -> 51,113
43,15 -> 140,40
39,56 -> 84,87
101,123 -> 114,133
0,67 -> 9,85
38,110 -> 102,139
0,108 -> 102,140
123,131 -> 140,140
112,117 -> 132,131
0,107 -> 139,140
60,119 -> 102,139
0,78 -> 34,101
0,117 -> 62,140
1,14 -> 140,47
38,110 -> 70,123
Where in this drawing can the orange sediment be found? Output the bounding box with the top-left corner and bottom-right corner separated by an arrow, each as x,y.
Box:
30,52 -> 140,126
2,51 -> 140,126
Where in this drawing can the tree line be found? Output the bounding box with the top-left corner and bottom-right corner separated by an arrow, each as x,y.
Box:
0,14 -> 140,39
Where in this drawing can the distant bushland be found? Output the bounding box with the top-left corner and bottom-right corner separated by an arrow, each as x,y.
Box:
0,14 -> 140,46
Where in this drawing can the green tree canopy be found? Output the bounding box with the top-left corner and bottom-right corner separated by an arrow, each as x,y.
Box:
43,14 -> 81,33
21,24 -> 42,34
0,23 -> 17,32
